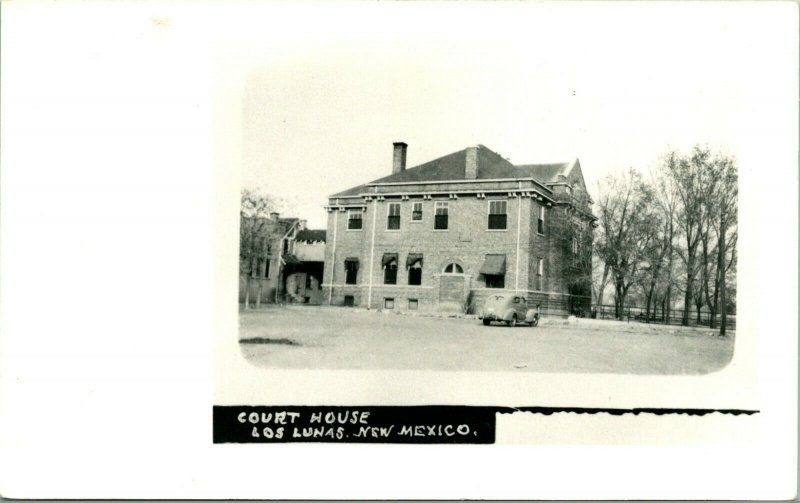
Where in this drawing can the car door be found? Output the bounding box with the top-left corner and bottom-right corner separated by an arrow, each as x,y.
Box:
512,296 -> 524,319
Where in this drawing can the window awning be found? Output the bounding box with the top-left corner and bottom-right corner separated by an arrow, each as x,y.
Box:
406,253 -> 423,268
282,254 -> 301,265
382,253 -> 399,267
479,254 -> 506,275
344,257 -> 359,264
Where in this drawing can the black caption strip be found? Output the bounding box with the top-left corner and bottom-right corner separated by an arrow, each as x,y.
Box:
213,406 -> 758,444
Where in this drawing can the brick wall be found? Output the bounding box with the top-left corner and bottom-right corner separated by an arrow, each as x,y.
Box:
324,192 -> 590,315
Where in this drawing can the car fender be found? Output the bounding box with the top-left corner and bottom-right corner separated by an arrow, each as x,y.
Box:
525,309 -> 537,322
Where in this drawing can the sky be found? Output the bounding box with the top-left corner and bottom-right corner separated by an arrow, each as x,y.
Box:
237,2 -> 796,229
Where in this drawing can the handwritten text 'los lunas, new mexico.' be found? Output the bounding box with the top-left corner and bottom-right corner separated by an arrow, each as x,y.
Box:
237,410 -> 474,440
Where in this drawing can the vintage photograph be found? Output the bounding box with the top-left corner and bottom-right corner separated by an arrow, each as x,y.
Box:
236,7 -> 738,375
0,0 -> 795,498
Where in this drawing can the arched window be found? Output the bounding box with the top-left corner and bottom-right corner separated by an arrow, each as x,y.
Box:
442,263 -> 464,274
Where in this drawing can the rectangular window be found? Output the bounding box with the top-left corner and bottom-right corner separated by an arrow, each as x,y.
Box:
412,202 -> 423,221
434,202 -> 449,230
572,237 -> 578,265
262,259 -> 270,279
348,209 -> 363,230
384,261 -> 398,285
537,205 -> 546,235
387,203 -> 401,230
345,260 -> 359,285
384,298 -> 395,310
488,200 -> 507,230
536,258 -> 544,290
408,264 -> 422,285
485,274 -> 505,289
305,274 -> 312,289
408,299 -> 418,310
343,295 -> 355,307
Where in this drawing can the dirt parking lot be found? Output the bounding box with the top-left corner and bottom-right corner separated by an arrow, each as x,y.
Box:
238,305 -> 734,374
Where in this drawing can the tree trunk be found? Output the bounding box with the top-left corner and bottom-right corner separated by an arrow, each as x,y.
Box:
682,255 -> 694,326
614,275 -> 625,320
719,220 -> 728,336
597,263 -> 610,311
256,278 -> 263,309
243,276 -> 250,310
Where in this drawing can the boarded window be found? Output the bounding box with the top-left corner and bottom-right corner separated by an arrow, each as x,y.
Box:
488,200 -> 507,230
408,299 -> 418,310
384,298 -> 395,309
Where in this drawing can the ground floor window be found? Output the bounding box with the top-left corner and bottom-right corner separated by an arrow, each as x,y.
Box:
384,298 -> 395,309
343,295 -> 354,307
408,259 -> 423,285
383,253 -> 398,285
408,299 -> 418,310
345,259 -> 359,285
485,274 -> 505,289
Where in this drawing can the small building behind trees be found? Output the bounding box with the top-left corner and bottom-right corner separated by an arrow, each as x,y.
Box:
239,213 -> 326,306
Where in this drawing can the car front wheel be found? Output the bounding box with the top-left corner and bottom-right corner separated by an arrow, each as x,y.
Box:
507,314 -> 518,327
482,319 -> 491,326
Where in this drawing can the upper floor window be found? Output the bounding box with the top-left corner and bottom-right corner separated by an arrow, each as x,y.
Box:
537,205 -> 546,235
387,203 -> 401,230
488,200 -> 507,230
434,202 -> 449,230
412,202 -> 423,222
442,263 -> 463,274
347,209 -> 363,230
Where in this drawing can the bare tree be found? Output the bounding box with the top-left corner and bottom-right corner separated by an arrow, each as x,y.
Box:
714,155 -> 738,335
652,154 -> 681,322
666,146 -> 720,326
594,169 -> 656,319
240,188 -> 281,309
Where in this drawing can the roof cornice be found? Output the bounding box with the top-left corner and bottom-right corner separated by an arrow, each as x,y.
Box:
366,177 -> 553,193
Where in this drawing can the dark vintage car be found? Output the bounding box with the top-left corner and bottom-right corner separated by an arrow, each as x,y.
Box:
479,294 -> 539,327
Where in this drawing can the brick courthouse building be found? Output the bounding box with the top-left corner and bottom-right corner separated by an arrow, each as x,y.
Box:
323,143 -> 595,316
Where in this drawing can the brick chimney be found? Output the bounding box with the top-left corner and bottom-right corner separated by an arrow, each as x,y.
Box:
465,145 -> 479,179
392,142 -> 408,174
